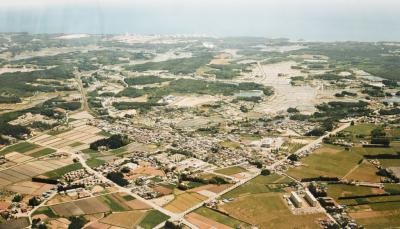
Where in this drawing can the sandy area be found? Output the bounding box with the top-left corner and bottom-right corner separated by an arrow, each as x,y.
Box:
170,95 -> 219,107
244,61 -> 336,114
55,34 -> 89,40
0,67 -> 38,74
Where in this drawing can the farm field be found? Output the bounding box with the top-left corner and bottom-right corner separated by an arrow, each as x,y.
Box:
0,157 -> 73,187
191,207 -> 250,228
326,183 -> 385,205
343,124 -> 377,136
286,144 -> 362,180
344,161 -> 382,183
138,210 -> 170,229
6,181 -> 54,195
345,194 -> 400,229
0,142 -> 39,155
164,192 -> 208,213
42,162 -> 83,179
99,210 -> 146,228
214,166 -> 247,176
351,146 -> 400,156
222,174 -> 293,199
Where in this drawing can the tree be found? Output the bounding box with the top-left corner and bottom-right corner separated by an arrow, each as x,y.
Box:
28,197 -> 40,206
90,134 -> 129,151
12,194 -> 22,202
261,169 -> 271,176
371,127 -> 391,146
288,154 -> 300,162
68,216 -> 86,229
164,221 -> 183,229
287,107 -> 299,113
38,224 -> 48,229
106,171 -> 129,186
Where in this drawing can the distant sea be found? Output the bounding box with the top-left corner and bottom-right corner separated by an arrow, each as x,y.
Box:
0,2 -> 399,42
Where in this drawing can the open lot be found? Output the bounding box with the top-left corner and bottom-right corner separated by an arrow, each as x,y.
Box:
214,166 -> 247,176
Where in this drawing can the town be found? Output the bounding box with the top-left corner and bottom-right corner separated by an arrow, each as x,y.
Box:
0,33 -> 399,229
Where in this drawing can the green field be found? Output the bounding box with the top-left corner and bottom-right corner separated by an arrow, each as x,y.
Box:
138,210 -> 170,229
222,174 -> 292,199
214,166 -> 247,176
97,194 -> 128,212
0,142 -> 39,155
384,184 -> 400,194
194,207 -> 250,228
29,148 -> 56,158
286,145 -> 362,180
68,142 -> 84,147
351,146 -> 400,156
86,158 -> 105,168
221,192 -> 325,229
32,206 -> 57,218
43,162 -> 83,179
326,183 -> 382,205
343,124 -> 377,136
345,161 -> 382,183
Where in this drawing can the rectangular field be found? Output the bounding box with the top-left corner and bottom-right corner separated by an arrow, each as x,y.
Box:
164,192 -> 207,213
286,145 -> 362,180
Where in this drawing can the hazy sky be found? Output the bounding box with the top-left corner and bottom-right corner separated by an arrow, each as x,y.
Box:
0,0 -> 399,41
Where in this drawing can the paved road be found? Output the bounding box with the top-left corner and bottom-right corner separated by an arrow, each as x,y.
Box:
74,73 -> 91,114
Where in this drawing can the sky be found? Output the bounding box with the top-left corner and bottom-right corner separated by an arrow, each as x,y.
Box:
0,0 -> 399,41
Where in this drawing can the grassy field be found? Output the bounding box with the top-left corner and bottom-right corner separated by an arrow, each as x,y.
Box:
29,148 -> 56,158
0,142 -> 39,155
219,140 -> 241,149
326,183 -> 384,205
378,158 -> 400,168
286,145 -> 362,180
343,124 -> 377,136
214,166 -> 247,176
351,146 -> 400,156
344,161 -> 382,183
138,210 -> 170,229
43,163 -> 83,179
384,184 -> 400,194
222,174 -> 293,199
97,193 -> 132,212
32,206 -> 57,218
221,192 -> 326,229
194,207 -> 250,228
86,158 -> 105,168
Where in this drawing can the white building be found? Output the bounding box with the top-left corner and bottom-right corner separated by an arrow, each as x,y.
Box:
305,190 -> 318,207
290,191 -> 303,208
